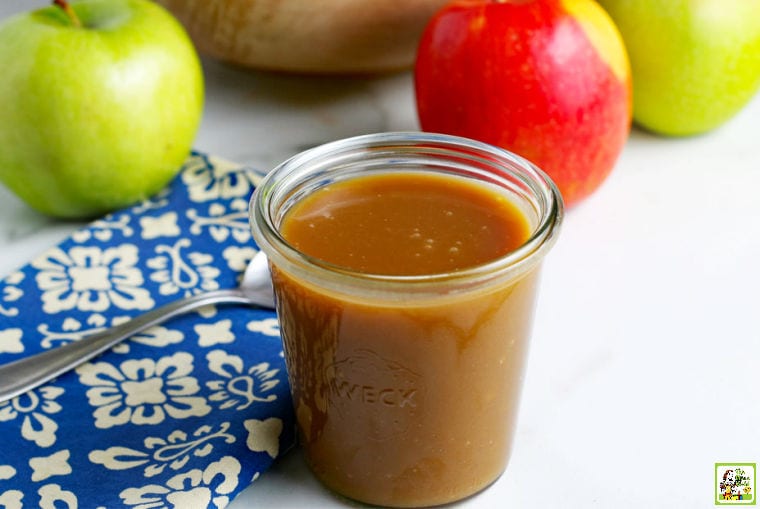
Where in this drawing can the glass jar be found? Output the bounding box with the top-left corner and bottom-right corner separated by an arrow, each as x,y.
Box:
250,132 -> 562,507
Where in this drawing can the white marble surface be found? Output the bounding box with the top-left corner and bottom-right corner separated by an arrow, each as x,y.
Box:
2,2 -> 760,508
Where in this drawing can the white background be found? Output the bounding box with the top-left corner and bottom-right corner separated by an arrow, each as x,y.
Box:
1,2 -> 758,507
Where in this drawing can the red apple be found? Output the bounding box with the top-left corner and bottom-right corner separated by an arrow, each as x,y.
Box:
415,0 -> 632,207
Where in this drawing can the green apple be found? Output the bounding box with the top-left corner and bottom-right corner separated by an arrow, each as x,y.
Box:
598,0 -> 760,136
0,0 -> 204,218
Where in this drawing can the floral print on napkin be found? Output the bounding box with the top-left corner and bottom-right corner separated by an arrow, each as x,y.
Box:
0,153 -> 295,508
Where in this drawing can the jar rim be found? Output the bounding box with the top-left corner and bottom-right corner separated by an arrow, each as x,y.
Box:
250,132 -> 563,296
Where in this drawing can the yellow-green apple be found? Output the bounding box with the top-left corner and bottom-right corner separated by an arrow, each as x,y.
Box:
415,0 -> 632,207
0,0 -> 204,219
598,0 -> 760,136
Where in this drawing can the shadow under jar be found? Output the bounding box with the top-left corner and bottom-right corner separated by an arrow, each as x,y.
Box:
250,132 -> 563,507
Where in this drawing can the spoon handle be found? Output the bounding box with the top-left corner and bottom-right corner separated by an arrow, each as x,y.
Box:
0,289 -> 257,403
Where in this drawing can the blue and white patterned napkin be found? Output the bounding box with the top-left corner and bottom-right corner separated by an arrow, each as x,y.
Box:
0,153 -> 295,508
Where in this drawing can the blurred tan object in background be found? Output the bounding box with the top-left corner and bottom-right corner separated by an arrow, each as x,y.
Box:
156,0 -> 449,74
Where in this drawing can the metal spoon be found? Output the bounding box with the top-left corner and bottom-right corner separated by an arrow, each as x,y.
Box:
0,251 -> 275,403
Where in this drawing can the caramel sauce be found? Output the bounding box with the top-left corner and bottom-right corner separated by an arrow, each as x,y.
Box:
272,171 -> 538,506
281,172 -> 530,275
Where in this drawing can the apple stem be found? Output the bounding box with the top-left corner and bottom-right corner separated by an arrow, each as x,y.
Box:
53,0 -> 82,28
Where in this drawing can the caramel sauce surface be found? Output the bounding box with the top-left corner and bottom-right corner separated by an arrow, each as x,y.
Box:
281,172 -> 531,275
